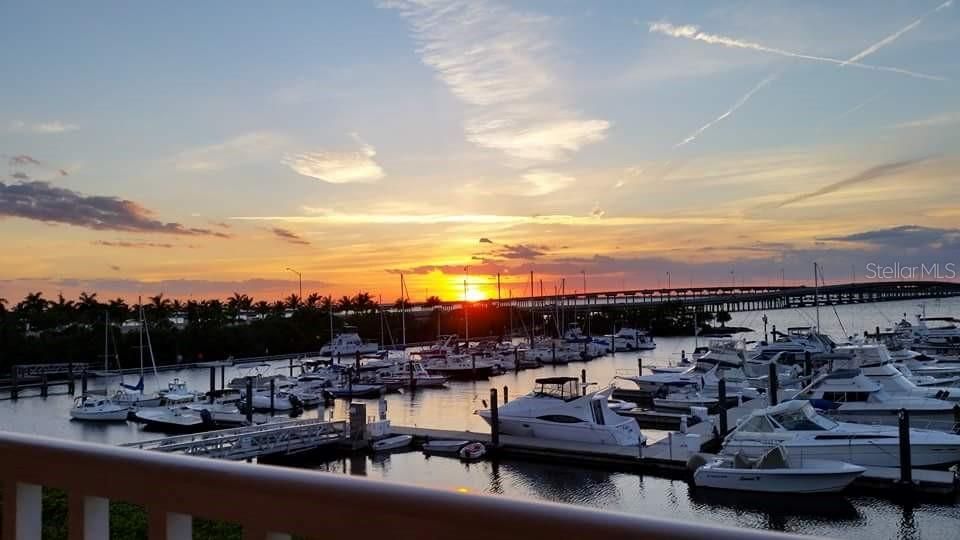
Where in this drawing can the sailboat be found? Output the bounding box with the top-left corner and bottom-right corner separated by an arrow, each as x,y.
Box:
70,312 -> 131,421
112,301 -> 162,407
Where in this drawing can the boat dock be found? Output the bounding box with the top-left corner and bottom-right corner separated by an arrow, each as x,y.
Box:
122,418 -> 348,460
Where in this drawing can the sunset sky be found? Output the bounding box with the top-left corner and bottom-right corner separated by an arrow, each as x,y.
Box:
2,0 -> 959,303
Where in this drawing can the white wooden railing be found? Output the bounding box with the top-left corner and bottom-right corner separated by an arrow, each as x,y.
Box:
0,431 -> 798,540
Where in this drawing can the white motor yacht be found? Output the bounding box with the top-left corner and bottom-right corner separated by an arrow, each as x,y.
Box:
833,344 -> 960,402
795,368 -> 957,427
376,362 -> 448,388
320,326 -> 380,357
723,400 -> 960,468
69,396 -> 130,422
476,377 -> 646,446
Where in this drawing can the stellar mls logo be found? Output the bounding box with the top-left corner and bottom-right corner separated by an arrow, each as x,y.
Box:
865,262 -> 957,280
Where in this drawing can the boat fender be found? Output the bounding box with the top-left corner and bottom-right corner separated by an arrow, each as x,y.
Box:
200,408 -> 213,426
686,453 -> 709,472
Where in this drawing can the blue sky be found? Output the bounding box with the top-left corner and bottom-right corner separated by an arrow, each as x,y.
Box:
1,0 -> 958,301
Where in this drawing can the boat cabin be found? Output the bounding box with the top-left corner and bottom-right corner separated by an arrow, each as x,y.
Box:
532,377 -> 581,401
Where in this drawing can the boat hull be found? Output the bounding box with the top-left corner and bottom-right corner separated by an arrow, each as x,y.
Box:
480,414 -> 643,446
724,439 -> 960,468
694,460 -> 864,493
70,409 -> 129,421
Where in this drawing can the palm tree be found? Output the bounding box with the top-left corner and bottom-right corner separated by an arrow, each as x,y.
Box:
353,292 -> 376,313
107,298 -> 130,322
285,294 -> 302,310
148,293 -> 173,322
336,295 -> 354,312
253,300 -> 271,319
425,295 -> 443,307
320,295 -> 333,312
393,297 -> 411,310
227,292 -> 253,321
305,292 -> 322,310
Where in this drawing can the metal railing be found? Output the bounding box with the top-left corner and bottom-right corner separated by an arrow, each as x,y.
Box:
0,431 -> 799,540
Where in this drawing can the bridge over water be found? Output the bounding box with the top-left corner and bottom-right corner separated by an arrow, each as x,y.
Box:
424,280 -> 960,314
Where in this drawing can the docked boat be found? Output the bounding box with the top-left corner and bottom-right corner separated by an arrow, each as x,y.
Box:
320,326 -> 380,357
422,439 -> 470,455
112,377 -> 163,408
693,446 -> 864,494
458,441 -> 486,461
376,362 -> 448,388
251,391 -> 301,411
372,434 -> 413,452
419,354 -> 496,380
324,382 -> 385,398
607,398 -> 638,412
749,326 -> 836,362
69,396 -> 130,422
477,377 -> 646,446
792,365 -> 958,427
834,344 -> 960,401
613,327 -> 656,351
723,400 -> 960,468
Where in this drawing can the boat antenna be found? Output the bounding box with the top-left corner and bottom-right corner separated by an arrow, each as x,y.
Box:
140,302 -> 161,385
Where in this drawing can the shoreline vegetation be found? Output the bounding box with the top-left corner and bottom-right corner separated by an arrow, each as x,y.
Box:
0,291 -> 746,372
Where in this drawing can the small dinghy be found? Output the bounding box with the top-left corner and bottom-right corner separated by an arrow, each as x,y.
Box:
458,441 -> 486,461
422,439 -> 469,455
693,446 -> 865,494
372,435 -> 413,452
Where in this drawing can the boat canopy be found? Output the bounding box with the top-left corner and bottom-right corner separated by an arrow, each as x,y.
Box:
533,377 -> 580,401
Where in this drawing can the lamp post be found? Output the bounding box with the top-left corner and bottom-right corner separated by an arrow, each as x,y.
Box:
285,267 -> 302,302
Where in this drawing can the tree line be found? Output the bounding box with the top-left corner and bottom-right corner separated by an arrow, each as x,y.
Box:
0,291 -> 735,373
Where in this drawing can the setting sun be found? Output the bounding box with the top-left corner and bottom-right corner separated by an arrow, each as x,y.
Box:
464,285 -> 487,302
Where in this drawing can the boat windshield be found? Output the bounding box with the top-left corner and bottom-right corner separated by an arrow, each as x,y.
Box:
770,404 -> 837,431
533,379 -> 580,401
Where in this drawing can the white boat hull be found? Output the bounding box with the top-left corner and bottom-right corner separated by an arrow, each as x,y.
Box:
70,408 -> 129,421
483,415 -> 643,446
373,435 -> 413,451
725,439 -> 960,468
694,459 -> 864,493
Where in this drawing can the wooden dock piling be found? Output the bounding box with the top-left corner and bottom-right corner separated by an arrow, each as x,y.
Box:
898,409 -> 912,486
245,377 -> 254,423
503,386 -> 509,404
40,374 -> 48,398
209,367 -> 216,403
768,363 -> 779,406
717,378 -> 728,436
270,379 -> 276,412
489,388 -> 500,448
10,366 -> 18,400
67,363 -> 75,395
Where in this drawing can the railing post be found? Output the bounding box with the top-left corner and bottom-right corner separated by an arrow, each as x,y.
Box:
148,510 -> 192,540
69,493 -> 109,540
3,482 -> 42,540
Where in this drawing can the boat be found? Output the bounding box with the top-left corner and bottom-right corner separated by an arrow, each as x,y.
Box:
833,344 -> 960,401
613,327 -> 656,351
324,382 -> 385,398
376,362 -> 448,388
693,446 -> 864,493
372,434 -> 413,452
607,398 -> 638,412
320,326 -> 380,357
722,400 -> 960,468
114,302 -> 164,408
419,354 -> 496,380
159,378 -> 203,403
477,377 -> 646,446
135,404 -> 211,432
749,327 -> 836,362
794,367 -> 958,427
69,396 -> 130,422
458,441 -> 486,461
653,389 -> 719,412
251,391 -> 301,411
422,439 -> 470,455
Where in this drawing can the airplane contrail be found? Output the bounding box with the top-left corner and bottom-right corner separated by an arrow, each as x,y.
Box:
674,72 -> 780,148
774,157 -> 932,208
842,0 -> 953,66
648,22 -> 945,81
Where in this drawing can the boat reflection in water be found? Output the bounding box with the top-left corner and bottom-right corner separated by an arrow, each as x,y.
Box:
687,487 -> 862,528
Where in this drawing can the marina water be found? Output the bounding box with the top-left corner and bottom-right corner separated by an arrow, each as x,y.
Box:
2,297 -> 959,538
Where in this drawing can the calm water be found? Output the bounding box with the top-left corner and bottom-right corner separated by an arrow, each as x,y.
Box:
3,297 -> 959,538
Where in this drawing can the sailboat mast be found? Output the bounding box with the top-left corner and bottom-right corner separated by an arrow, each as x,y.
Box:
104,311 -> 109,372
814,262 -> 821,331
463,275 -> 469,345
530,271 -> 535,343
138,295 -> 144,379
400,274 -> 407,350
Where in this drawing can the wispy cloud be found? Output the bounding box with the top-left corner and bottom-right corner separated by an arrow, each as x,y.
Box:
93,240 -> 177,249
648,21 -> 945,81
674,72 -> 779,148
774,157 -> 932,208
385,0 -> 609,162
0,181 -> 231,237
282,134 -> 385,184
821,225 -> 960,249
8,120 -> 80,134
521,169 -> 575,195
175,132 -> 291,172
841,0 -> 953,66
890,111 -> 960,129
271,227 -> 310,245
232,212 -> 757,227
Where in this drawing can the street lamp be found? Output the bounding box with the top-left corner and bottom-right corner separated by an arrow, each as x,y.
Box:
666,271 -> 671,290
285,267 -> 302,301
